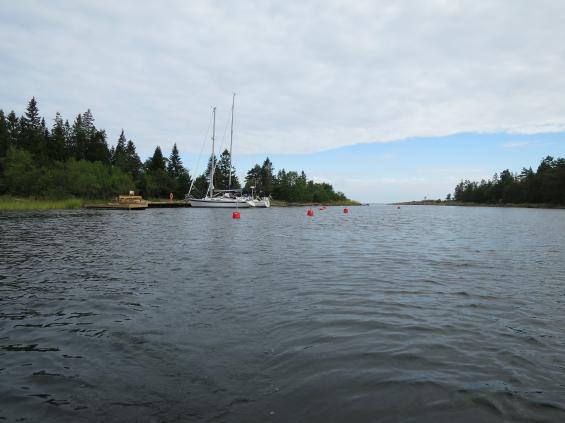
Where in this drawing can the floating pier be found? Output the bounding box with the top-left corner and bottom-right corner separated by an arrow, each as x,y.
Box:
84,194 -> 191,210
148,201 -> 190,208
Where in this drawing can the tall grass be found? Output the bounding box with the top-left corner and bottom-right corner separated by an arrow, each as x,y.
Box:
0,197 -> 83,211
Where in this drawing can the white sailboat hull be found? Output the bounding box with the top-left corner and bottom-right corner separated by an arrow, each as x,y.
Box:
189,197 -> 255,208
251,197 -> 271,208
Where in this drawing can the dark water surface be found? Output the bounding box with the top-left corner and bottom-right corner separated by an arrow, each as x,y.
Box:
1,205 -> 565,422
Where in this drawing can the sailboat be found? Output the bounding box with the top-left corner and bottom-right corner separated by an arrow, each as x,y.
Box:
248,186 -> 271,208
186,99 -> 255,208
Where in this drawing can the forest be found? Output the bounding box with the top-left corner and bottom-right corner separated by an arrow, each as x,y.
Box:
453,156 -> 565,205
0,98 -> 350,203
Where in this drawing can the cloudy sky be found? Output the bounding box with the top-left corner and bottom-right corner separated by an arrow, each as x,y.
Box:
1,1 -> 565,202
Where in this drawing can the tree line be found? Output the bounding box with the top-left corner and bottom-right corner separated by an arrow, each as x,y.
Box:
453,156 -> 565,204
0,98 -> 350,203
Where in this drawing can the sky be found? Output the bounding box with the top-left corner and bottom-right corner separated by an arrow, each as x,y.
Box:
1,0 -> 565,202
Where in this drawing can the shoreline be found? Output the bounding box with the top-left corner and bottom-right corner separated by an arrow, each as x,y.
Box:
0,197 -> 361,211
393,200 -> 565,210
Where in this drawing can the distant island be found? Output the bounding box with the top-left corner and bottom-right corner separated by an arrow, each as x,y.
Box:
0,98 -> 355,210
398,156 -> 565,208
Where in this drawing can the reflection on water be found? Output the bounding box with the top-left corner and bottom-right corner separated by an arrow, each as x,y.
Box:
1,205 -> 565,422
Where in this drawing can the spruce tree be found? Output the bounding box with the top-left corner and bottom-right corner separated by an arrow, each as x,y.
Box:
49,112 -> 67,161
167,143 -> 183,177
261,157 -> 274,194
166,143 -> 192,198
6,111 -> 19,149
63,120 -> 72,153
125,140 -> 142,177
147,146 -> 167,172
215,149 -> 240,189
0,110 -> 8,157
24,97 -> 41,129
112,130 -> 128,169
245,164 -> 262,190
70,114 -> 86,160
86,129 -> 111,163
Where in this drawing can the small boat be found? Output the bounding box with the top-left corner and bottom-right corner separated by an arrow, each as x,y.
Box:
251,197 -> 271,208
246,186 -> 271,208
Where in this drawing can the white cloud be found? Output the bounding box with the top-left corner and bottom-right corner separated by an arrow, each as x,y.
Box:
2,0 -> 565,157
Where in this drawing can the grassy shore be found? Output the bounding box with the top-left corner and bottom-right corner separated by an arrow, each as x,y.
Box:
0,197 -> 83,211
394,200 -> 565,209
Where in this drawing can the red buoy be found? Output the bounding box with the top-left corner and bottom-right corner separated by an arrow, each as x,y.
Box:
307,209 -> 314,217
232,211 -> 241,219
343,208 -> 349,214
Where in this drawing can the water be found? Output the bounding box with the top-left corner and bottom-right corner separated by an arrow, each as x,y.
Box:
1,205 -> 565,422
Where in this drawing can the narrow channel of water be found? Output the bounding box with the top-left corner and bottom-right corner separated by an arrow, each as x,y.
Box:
1,205 -> 565,422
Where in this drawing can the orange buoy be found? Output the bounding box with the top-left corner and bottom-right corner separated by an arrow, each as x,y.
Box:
343,208 -> 349,214
232,211 -> 241,219
307,209 -> 314,217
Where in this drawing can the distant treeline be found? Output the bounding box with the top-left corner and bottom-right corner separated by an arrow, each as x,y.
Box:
0,98 -> 349,203
453,156 -> 565,204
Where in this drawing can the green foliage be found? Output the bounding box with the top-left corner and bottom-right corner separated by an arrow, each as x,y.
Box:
215,149 -> 240,190
0,98 -> 197,201
146,146 -> 167,172
453,156 -> 565,205
0,97 -> 354,203
1,148 -> 134,199
244,157 -> 273,194
167,143 -> 192,198
244,161 -> 349,203
0,110 -> 9,158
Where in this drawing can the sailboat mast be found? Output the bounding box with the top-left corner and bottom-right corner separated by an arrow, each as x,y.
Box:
228,93 -> 236,189
208,106 -> 216,197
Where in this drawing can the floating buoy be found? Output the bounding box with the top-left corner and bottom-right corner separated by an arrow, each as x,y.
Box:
307,209 -> 314,217
397,206 -> 400,209
232,211 -> 241,219
343,208 -> 349,214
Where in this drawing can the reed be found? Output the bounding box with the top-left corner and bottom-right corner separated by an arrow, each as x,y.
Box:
0,197 -> 83,211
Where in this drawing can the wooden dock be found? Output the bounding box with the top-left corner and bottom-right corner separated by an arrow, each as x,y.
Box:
148,201 -> 190,208
84,202 -> 148,210
84,195 -> 191,210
